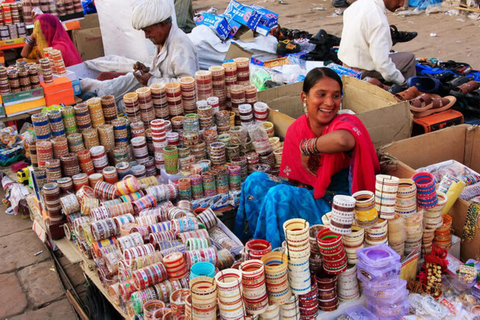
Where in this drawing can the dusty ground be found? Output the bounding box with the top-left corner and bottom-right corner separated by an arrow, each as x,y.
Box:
193,0 -> 480,69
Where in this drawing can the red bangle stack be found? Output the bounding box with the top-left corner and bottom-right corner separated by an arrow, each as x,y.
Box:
132,262 -> 168,290
163,252 -> 188,280
316,228 -> 348,275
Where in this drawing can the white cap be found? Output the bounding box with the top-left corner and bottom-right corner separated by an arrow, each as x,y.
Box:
131,0 -> 174,30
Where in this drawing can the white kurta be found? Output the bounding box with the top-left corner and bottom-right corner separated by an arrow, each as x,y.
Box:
80,24 -> 198,112
338,0 -> 405,85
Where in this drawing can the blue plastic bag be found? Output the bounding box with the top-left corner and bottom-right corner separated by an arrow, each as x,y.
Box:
409,0 -> 441,10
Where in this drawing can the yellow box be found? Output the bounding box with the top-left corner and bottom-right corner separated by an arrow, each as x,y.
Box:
4,98 -> 46,116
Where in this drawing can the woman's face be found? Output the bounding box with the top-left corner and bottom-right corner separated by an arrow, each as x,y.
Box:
302,77 -> 342,127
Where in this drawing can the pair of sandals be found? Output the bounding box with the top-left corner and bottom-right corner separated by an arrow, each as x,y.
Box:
406,75 -> 478,97
395,86 -> 457,118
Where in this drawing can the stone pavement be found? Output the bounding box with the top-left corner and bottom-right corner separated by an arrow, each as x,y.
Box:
0,187 -> 85,320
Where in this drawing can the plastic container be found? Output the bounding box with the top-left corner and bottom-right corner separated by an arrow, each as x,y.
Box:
363,286 -> 409,305
366,298 -> 410,320
344,305 -> 379,320
362,278 -> 407,299
356,260 -> 401,283
356,244 -> 401,268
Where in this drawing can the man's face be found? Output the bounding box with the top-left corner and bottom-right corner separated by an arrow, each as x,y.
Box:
384,0 -> 404,12
142,22 -> 171,46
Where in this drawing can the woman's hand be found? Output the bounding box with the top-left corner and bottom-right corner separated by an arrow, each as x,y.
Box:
301,154 -> 319,176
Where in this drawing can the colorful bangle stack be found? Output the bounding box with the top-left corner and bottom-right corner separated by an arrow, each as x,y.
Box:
337,264 -> 359,302
74,103 -> 93,132
316,228 -> 347,275
342,226 -> 364,264
45,159 -> 62,183
215,268 -> 246,319
283,218 -> 311,295
88,173 -> 104,188
352,190 -> 378,228
316,270 -> 339,312
424,191 -> 447,230
115,176 -> 141,196
395,178 -> 417,218
190,261 -> 216,280
123,243 -> 156,262
32,112 -> 51,141
163,252 -> 188,280
433,214 -> 452,250
299,138 -> 320,156
329,195 -> 355,235
388,215 -> 407,258
405,210 -> 424,255
100,95 -> 118,124
132,262 -> 168,290
67,133 -> 85,153
412,172 -> 438,208
86,97 -> 105,128
90,146 -> 108,173
112,118 -> 129,148
60,194 -> 80,215
298,275 -> 319,319
61,106 -> 78,134
281,295 -> 300,319
90,218 -> 119,241
98,124 -> 115,152
48,110 -> 66,137
189,275 -> 217,319
245,239 -> 272,260
365,218 -> 388,247
375,174 -> 399,220
184,248 -> 218,269
261,252 -> 292,305
240,259 -> 269,316
136,87 -> 155,125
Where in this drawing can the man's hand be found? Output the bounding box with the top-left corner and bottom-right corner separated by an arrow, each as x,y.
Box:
134,70 -> 152,86
133,61 -> 150,73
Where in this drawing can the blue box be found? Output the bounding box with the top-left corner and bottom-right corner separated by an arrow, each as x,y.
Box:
195,12 -> 231,41
222,15 -> 242,38
224,0 -> 261,30
71,78 -> 81,96
251,5 -> 279,29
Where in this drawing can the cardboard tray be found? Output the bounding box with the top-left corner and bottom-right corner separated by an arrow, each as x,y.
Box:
382,124 -> 480,261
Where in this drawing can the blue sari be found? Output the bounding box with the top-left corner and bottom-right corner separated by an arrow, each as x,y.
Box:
234,170 -> 350,248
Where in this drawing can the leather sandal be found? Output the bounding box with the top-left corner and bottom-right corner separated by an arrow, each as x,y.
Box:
452,80 -> 480,95
394,86 -> 422,101
409,93 -> 437,113
412,96 -> 456,118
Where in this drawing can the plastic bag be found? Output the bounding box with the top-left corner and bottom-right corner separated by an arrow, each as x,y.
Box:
409,0 -> 442,10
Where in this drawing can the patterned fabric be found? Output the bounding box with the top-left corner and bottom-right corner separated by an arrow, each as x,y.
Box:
234,170 -> 349,248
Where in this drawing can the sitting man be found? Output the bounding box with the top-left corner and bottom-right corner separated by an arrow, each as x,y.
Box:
337,0 -> 416,85
80,0 -> 198,111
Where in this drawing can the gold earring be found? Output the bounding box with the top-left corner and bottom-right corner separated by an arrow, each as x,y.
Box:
303,102 -> 307,114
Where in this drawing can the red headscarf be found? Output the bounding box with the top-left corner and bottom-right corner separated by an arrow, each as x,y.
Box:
35,14 -> 82,67
279,113 -> 380,198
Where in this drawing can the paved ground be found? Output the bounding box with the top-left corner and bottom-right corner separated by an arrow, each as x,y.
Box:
0,187 -> 85,320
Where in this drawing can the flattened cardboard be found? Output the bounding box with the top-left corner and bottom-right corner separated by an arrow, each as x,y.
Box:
382,124 -> 480,261
224,42 -> 252,61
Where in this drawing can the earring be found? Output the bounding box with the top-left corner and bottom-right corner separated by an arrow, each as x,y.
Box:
303,102 -> 307,115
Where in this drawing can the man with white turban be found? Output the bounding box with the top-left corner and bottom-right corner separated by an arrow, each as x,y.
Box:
80,0 -> 198,111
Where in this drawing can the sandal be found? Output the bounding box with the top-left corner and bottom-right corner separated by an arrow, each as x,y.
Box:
409,93 -> 437,113
412,96 -> 456,118
395,86 -> 422,101
390,25 -> 418,46
452,80 -> 480,95
407,76 -> 443,94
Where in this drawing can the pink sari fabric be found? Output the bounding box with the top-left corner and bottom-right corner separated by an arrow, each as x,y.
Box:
279,113 -> 380,199
36,14 -> 82,67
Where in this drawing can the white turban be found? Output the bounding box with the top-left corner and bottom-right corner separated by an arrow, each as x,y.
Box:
131,0 -> 174,30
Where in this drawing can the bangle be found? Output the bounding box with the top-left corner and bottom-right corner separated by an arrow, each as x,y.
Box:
25,36 -> 36,46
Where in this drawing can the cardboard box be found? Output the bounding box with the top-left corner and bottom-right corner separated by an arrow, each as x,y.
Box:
195,13 -> 231,41
224,0 -> 261,30
259,76 -> 412,149
1,87 -> 45,116
72,27 -> 104,61
4,98 -> 46,116
41,77 -> 75,106
382,124 -> 480,261
80,13 -> 100,29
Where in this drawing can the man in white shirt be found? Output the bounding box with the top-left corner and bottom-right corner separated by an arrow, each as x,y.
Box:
80,0 -> 198,111
337,0 -> 416,85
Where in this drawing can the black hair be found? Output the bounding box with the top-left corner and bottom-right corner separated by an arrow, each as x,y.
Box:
161,17 -> 172,25
302,67 -> 343,95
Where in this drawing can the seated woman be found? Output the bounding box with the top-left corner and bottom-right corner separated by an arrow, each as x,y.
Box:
234,67 -> 380,248
21,13 -> 82,67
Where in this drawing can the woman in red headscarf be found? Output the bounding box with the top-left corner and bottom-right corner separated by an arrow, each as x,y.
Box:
21,13 -> 82,67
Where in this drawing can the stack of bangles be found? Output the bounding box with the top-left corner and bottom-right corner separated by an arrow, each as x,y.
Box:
412,172 -> 438,208
298,275 -> 319,319
281,296 -> 300,319
240,259 -> 269,316
337,264 -> 360,302
124,244 -> 156,262
90,218 -> 119,241
163,252 -> 188,280
342,226 -> 364,264
283,218 -> 311,295
433,214 -> 452,249
316,228 -> 348,274
184,247 -> 218,268
245,239 -> 272,260
132,262 -> 168,290
395,178 -> 417,218
215,268 -> 246,319
189,261 -> 216,280
260,252 -> 292,305
329,195 -> 355,235
364,218 -> 388,246
316,270 -> 339,311
170,288 -> 191,318
375,174 -> 399,220
115,176 -> 141,196
190,276 -> 218,319
352,190 -> 378,228
116,232 -> 144,252
299,137 -> 320,156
